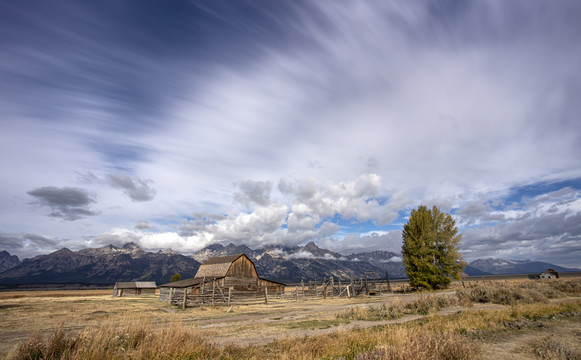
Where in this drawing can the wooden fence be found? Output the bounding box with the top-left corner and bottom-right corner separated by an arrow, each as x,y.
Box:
160,279 -> 287,309
281,274 -> 401,301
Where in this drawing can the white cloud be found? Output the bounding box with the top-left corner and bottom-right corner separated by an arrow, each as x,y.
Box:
1,2 -> 580,268
461,188 -> 581,267
287,251 -> 315,260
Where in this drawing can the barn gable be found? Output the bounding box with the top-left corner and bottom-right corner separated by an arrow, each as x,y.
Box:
194,253 -> 258,279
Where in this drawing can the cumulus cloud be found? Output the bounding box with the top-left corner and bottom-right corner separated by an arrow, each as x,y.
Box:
233,180 -> 272,207
27,186 -> 98,221
134,221 -> 156,231
321,230 -> 403,255
177,214 -> 225,237
279,174 -> 399,226
87,175 -> 405,254
107,174 -> 156,202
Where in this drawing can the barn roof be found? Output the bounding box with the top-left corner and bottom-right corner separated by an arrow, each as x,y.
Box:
114,281 -> 157,289
159,277 -> 220,288
194,253 -> 247,278
159,254 -> 286,288
258,278 -> 287,286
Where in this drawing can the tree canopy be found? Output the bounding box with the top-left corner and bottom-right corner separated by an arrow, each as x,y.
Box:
170,273 -> 182,282
401,205 -> 466,289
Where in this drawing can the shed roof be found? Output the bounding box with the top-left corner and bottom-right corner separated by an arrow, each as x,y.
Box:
114,281 -> 157,289
194,253 -> 246,278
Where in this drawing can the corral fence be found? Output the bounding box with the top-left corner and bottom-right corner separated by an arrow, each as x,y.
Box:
283,271 -> 410,301
161,272 -> 581,309
160,279 -> 285,309
162,272 -> 409,308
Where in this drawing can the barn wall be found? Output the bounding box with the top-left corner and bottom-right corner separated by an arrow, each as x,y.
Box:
225,276 -> 258,291
258,278 -> 285,293
226,256 -> 258,278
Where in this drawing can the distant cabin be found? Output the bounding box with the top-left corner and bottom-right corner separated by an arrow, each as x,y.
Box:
540,269 -> 559,279
113,281 -> 157,297
159,254 -> 285,306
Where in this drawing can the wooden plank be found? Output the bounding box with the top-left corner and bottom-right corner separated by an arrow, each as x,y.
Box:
264,286 -> 268,305
182,287 -> 188,309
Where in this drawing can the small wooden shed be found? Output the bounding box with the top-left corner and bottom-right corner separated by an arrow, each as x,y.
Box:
113,281 -> 157,297
159,254 -> 284,306
540,269 -> 559,279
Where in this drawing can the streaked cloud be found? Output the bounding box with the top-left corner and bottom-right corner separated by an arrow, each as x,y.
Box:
0,1 -> 579,267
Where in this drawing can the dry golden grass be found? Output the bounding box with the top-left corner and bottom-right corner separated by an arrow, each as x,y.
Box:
7,301 -> 580,359
1,278 -> 580,359
0,289 -> 112,300
527,335 -> 581,360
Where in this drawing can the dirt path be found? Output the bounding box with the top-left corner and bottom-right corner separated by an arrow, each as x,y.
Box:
476,316 -> 581,360
195,296 -> 505,347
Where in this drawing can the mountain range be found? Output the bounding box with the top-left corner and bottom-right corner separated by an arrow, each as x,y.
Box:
0,242 -> 578,287
0,243 -> 200,287
465,258 -> 580,276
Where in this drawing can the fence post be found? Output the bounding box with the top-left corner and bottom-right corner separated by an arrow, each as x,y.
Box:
228,286 -> 232,306
364,274 -> 369,295
182,286 -> 188,309
385,271 -> 392,293
349,280 -> 354,298
201,279 -> 205,304
295,286 -> 299,302
301,279 -> 305,299
330,277 -> 335,298
212,279 -> 216,306
264,287 -> 268,305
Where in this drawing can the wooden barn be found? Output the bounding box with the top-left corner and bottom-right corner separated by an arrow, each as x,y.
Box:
113,281 -> 157,297
159,254 -> 285,307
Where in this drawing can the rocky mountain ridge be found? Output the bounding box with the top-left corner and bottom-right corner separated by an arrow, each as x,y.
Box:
0,250 -> 20,273
193,241 -> 404,282
0,243 -> 578,287
0,243 -> 200,286
467,258 -> 579,275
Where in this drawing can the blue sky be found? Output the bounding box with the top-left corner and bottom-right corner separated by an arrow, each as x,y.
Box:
1,1 -> 580,267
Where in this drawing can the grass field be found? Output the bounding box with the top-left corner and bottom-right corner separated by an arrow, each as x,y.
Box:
1,278 -> 580,359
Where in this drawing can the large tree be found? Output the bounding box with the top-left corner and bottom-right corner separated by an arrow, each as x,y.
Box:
401,205 -> 466,289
